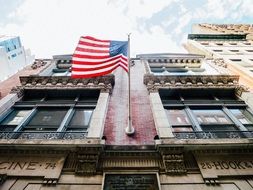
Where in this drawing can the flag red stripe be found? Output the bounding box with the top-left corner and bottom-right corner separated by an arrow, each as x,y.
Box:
72,55 -> 127,65
78,40 -> 109,48
73,54 -> 110,59
75,47 -> 109,53
82,36 -> 110,43
72,61 -> 127,72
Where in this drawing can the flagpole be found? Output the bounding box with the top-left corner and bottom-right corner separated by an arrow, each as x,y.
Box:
125,33 -> 135,135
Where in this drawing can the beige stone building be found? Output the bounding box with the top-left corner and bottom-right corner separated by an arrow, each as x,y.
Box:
185,24 -> 253,109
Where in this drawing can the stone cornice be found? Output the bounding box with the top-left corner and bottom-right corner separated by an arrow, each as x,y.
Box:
143,74 -> 244,92
18,75 -> 115,93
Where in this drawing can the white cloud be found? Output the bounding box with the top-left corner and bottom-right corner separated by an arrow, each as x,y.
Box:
1,0 -> 184,58
1,0 -> 252,58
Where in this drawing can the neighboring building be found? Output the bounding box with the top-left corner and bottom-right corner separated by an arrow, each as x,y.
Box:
192,23 -> 253,39
0,49 -> 253,190
0,35 -> 35,82
185,24 -> 253,108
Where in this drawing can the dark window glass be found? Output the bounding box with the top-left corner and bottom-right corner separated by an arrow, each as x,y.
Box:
166,109 -> 191,126
25,109 -> 67,131
230,109 -> 253,130
150,67 -> 164,74
230,59 -> 242,62
193,109 -> 232,125
229,50 -> 239,52
0,109 -> 32,131
67,109 -> 93,131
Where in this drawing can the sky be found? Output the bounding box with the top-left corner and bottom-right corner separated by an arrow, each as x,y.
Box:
1,0 -> 253,58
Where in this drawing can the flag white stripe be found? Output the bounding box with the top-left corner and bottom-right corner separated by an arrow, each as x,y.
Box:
72,54 -> 127,63
72,57 -> 127,69
80,37 -> 110,46
77,44 -> 109,51
72,63 -> 126,75
74,50 -> 109,56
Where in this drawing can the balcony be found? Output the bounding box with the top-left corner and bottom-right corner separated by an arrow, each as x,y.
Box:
173,131 -> 253,139
0,131 -> 88,140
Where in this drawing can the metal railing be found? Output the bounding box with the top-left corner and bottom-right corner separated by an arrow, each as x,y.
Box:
0,131 -> 88,140
173,131 -> 253,139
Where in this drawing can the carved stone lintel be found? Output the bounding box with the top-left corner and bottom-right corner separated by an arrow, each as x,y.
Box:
144,74 -> 241,93
19,75 -> 115,94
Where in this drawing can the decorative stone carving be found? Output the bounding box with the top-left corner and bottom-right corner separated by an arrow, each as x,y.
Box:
75,147 -> 101,175
18,75 -> 115,93
31,59 -> 48,70
143,74 -> 241,92
10,86 -> 24,97
162,154 -> 186,174
159,147 -> 186,174
213,58 -> 227,68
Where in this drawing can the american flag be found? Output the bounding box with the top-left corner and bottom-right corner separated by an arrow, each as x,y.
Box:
71,36 -> 128,78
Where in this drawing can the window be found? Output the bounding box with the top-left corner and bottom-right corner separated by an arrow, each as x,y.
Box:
192,109 -> 232,125
230,59 -> 242,62
0,89 -> 99,139
67,109 -> 93,131
229,50 -> 239,53
230,109 -> 253,131
246,50 -> 253,53
229,43 -> 237,45
52,69 -> 70,76
0,109 -> 32,131
213,49 -> 223,52
160,89 -> 252,139
25,109 -> 68,131
150,67 -> 165,74
166,109 -> 193,132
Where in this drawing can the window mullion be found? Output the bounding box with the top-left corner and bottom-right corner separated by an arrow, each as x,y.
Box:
57,97 -> 79,132
222,107 -> 248,131
13,107 -> 38,132
57,107 -> 75,132
184,107 -> 202,131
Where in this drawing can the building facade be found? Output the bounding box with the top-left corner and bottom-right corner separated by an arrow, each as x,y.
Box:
0,50 -> 253,190
0,35 -> 35,82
